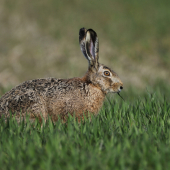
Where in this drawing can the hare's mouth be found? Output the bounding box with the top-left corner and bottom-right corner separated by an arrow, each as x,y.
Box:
117,86 -> 124,100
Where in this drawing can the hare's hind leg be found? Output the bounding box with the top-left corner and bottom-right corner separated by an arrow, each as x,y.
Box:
26,99 -> 48,124
13,97 -> 48,124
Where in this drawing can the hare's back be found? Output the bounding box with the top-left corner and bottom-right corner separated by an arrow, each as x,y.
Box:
0,77 -> 87,117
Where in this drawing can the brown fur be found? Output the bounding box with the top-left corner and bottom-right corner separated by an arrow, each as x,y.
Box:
0,28 -> 123,123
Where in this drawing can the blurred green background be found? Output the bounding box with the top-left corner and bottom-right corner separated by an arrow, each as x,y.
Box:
0,0 -> 170,97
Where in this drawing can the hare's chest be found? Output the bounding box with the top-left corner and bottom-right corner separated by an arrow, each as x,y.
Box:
84,85 -> 105,114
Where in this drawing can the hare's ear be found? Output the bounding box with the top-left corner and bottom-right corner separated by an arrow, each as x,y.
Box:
79,28 -> 99,71
79,28 -> 88,59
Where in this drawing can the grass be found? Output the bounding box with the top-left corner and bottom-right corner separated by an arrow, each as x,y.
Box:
0,89 -> 170,170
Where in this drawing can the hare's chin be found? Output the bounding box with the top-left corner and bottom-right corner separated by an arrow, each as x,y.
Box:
118,89 -> 122,92
106,89 -> 120,93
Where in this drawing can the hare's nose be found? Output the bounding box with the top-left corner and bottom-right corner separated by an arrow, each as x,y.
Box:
120,86 -> 123,90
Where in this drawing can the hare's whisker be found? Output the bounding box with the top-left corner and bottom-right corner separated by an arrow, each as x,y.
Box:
117,92 -> 125,101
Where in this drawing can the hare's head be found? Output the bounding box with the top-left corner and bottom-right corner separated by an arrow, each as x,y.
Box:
79,28 -> 123,94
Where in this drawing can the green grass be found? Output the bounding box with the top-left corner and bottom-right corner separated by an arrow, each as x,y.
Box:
0,90 -> 170,170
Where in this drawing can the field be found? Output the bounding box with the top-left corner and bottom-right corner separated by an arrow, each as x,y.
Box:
0,90 -> 170,170
0,0 -> 170,169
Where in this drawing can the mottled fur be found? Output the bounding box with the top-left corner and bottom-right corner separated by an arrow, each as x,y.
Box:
0,28 -> 123,123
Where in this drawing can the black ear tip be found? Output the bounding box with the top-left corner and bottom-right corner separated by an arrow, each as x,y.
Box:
79,28 -> 86,36
87,29 -> 97,37
79,27 -> 86,42
80,27 -> 86,31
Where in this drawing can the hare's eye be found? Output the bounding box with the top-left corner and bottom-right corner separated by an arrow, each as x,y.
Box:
104,71 -> 110,76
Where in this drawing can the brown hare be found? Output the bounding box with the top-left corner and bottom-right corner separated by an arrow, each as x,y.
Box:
0,28 -> 123,123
